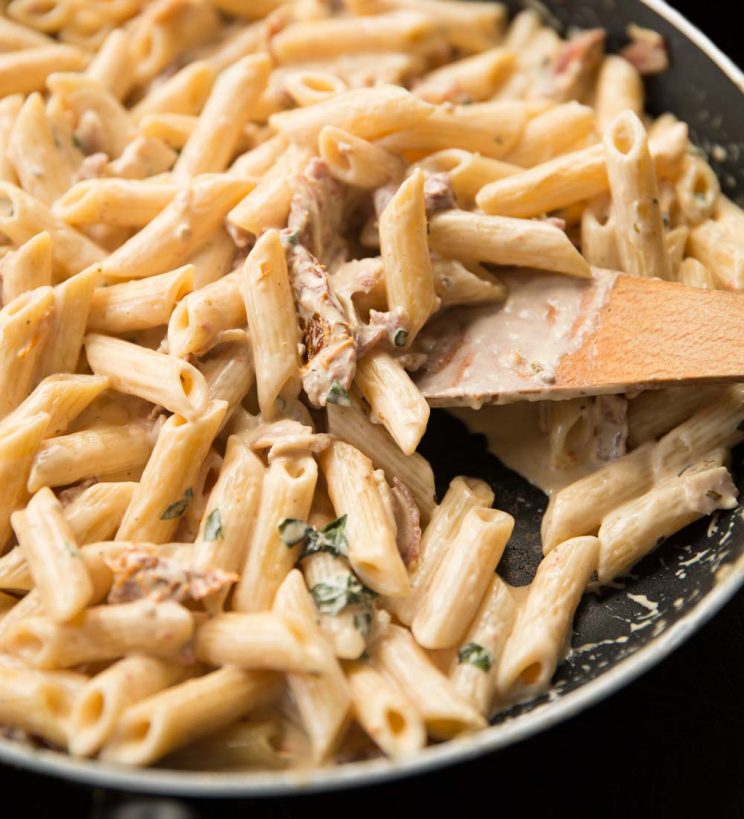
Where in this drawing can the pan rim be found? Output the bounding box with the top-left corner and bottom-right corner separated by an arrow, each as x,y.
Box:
2,0 -> 743,797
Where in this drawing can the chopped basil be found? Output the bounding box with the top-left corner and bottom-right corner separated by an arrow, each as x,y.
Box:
279,518 -> 313,547
71,133 -> 84,151
304,515 -> 349,558
394,328 -> 408,347
326,380 -> 352,407
64,542 -> 79,558
160,487 -> 193,520
457,642 -> 493,672
204,508 -> 224,541
310,574 -> 375,616
280,229 -> 301,248
353,611 -> 372,636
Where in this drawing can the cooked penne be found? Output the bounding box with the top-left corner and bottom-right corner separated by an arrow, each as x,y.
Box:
69,655 -> 192,757
85,28 -> 134,100
580,196 -> 620,269
378,169 -> 439,345
319,126 -> 404,189
85,334 -> 208,419
687,219 -> 744,291
272,570 -> 352,763
320,440 -> 410,598
116,400 -> 226,543
428,211 -> 591,278
0,95 -> 23,184
595,56 -> 644,131
63,481 -> 138,544
676,155 -> 721,226
505,102 -> 597,168
88,265 -> 193,333
369,623 -> 485,740
131,60 -> 217,122
0,44 -> 86,97
239,229 -> 301,419
413,47 -> 516,104
232,454 -> 318,612
677,257 -> 716,290
355,350 -> 430,455
413,507 -> 514,649
11,487 -> 93,622
230,132 -> 289,178
603,111 -> 671,279
0,230 -> 53,305
498,536 -> 598,696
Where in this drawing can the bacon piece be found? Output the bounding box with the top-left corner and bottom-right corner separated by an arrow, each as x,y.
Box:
538,28 -> 606,102
284,242 -> 356,407
391,477 -> 422,568
620,25 -> 669,76
106,550 -> 237,605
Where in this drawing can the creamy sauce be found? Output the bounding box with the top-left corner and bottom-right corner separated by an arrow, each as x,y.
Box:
415,269 -> 617,407
451,403 -> 598,495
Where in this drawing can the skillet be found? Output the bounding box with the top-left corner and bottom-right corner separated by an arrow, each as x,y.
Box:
1,0 -> 743,796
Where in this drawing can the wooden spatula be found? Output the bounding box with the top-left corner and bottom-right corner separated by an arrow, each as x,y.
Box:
415,268 -> 744,406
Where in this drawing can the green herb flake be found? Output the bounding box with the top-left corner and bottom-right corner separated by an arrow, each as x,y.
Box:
160,487 -> 193,520
280,229 -> 301,248
353,611 -> 372,636
310,574 -> 375,616
457,642 -> 493,672
326,380 -> 352,407
394,328 -> 409,347
64,541 -> 80,558
279,518 -> 313,547
204,508 -> 224,541
71,133 -> 84,151
303,515 -> 349,559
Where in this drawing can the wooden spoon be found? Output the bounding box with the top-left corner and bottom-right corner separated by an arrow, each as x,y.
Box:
415,268 -> 744,406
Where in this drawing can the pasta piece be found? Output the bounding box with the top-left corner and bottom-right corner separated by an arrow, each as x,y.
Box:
380,101 -> 528,160
0,182 -> 105,276
498,536 -> 598,696
0,44 -> 86,96
0,287 -> 54,418
580,196 -> 620,269
232,454 -> 318,612
27,420 -> 156,492
687,219 -> 744,291
200,336 -> 255,430
595,55 -> 644,131
63,481 -> 138,544
0,95 -> 23,184
369,623 -> 485,740
230,132 -> 288,178
385,477 -> 494,625
475,123 -> 688,218
94,174 -> 252,281
54,178 -> 180,228
603,111 -> 670,279
676,155 -> 720,226
0,413 -> 49,549
0,546 -> 33,592
193,435 -> 264,601
598,452 -> 737,583
0,230 -> 53,305
187,226 -> 236,289
413,47 -> 516,104
101,667 -> 280,766
505,102 -> 597,168
326,401 -> 436,523
11,488 -> 93,622
227,143 -> 310,236
450,575 -> 517,716
345,660 -> 426,759
320,440 -> 410,597
1,599 -> 195,669
131,60 -> 217,122
36,266 -> 100,379
678,257 -> 715,290
272,570 -> 352,763
0,665 -> 81,746
116,400 -> 227,543
85,334 -> 208,419
88,265 -> 194,333
268,85 -> 433,148
0,15 -> 53,49
195,612 -> 326,672
175,53 -> 272,179
283,70 -> 348,107
239,229 -> 301,419
85,28 -> 133,100
428,211 -> 591,278
7,92 -> 76,204
665,225 -> 689,278
319,126 -> 404,189
167,271 -> 243,358
379,169 -> 439,345
413,508 -> 514,649
355,350 -> 430,455
69,655 -> 192,757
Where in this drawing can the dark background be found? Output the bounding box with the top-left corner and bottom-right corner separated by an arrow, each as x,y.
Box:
4,2 -> 743,817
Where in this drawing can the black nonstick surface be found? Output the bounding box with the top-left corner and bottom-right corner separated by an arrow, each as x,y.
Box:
1,0 -> 743,813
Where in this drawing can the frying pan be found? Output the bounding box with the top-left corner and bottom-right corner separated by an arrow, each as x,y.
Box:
1,0 -> 743,797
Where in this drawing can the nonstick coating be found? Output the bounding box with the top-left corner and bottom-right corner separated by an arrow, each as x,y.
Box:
1,0 -> 743,796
